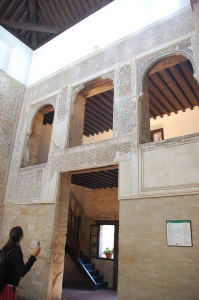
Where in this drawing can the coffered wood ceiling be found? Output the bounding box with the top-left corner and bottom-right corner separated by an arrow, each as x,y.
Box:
0,0 -> 114,50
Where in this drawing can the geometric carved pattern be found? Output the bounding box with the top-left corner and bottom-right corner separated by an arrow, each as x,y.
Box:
114,100 -> 136,135
6,169 -> 43,202
50,139 -> 132,175
0,71 -> 25,203
57,87 -> 68,119
119,64 -> 131,97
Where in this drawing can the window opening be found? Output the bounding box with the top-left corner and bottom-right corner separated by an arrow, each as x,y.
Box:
69,78 -> 114,147
22,105 -> 54,167
140,56 -> 199,143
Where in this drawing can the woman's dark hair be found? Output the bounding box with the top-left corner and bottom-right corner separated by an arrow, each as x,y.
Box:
2,226 -> 23,251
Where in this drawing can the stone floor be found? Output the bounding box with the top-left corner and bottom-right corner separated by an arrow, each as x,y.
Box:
62,282 -> 117,300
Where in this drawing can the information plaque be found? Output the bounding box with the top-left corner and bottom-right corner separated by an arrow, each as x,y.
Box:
166,220 -> 192,247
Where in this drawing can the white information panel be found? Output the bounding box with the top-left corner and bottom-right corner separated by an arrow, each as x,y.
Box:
166,220 -> 192,247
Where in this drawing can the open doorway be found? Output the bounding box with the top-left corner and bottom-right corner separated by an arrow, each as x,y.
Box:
62,166 -> 119,298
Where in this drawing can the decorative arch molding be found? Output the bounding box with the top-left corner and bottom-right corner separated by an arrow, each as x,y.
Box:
26,96 -> 57,134
137,38 -> 197,97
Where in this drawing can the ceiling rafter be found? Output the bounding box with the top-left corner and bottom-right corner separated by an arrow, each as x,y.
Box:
148,77 -> 177,113
150,73 -> 185,111
159,68 -> 193,109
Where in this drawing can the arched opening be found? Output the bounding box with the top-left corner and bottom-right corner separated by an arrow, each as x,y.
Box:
22,104 -> 54,167
139,55 -> 199,144
69,78 -> 114,147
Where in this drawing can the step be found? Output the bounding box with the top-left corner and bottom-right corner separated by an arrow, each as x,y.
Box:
89,269 -> 99,276
95,282 -> 108,290
84,263 -> 95,270
79,257 -> 91,264
92,275 -> 104,283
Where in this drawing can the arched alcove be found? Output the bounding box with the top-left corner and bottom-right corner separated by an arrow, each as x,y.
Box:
139,55 -> 199,144
22,104 -> 54,167
69,78 -> 114,147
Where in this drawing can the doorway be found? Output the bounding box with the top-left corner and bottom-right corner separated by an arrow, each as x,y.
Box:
62,166 -> 119,297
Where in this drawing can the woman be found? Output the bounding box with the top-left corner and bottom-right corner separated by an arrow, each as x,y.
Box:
0,226 -> 41,300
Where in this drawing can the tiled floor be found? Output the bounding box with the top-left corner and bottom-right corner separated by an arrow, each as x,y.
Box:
62,282 -> 117,300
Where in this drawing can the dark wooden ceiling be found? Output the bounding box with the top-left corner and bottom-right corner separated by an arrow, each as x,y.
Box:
0,0 -> 114,50
148,58 -> 199,119
71,167 -> 118,189
83,89 -> 113,136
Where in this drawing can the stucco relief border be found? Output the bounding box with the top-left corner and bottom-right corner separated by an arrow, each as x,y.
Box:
136,38 -> 196,96
139,134 -> 199,195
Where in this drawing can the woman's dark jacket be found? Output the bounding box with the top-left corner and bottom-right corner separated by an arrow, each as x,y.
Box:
6,244 -> 36,287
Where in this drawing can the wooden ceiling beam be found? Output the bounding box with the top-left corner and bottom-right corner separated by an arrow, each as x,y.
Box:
67,0 -> 80,18
178,62 -> 199,106
74,0 -> 86,16
28,0 -> 37,49
150,110 -> 156,119
37,1 -> 53,26
151,73 -> 185,111
70,165 -> 118,175
38,0 -> 60,27
84,116 -> 108,132
86,100 -> 113,122
72,177 -> 111,189
148,55 -> 187,75
1,0 -> 17,19
48,0 -> 64,27
148,78 -> 177,113
60,0 -> 74,22
159,69 -> 193,109
81,82 -> 114,98
84,110 -> 112,129
0,0 -> 7,11
81,0 -> 91,12
0,19 -> 61,33
170,65 -> 199,108
88,96 -> 113,114
85,105 -> 113,127
10,0 -> 26,21
54,0 -> 70,26
74,173 -> 117,186
149,102 -> 163,118
149,91 -> 170,116
94,93 -> 113,109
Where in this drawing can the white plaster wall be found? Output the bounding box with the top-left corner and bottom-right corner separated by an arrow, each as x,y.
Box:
150,106 -> 199,139
0,27 -> 33,85
83,130 -> 113,145
27,0 -> 189,86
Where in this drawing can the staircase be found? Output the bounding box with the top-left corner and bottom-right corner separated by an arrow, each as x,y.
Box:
65,206 -> 108,290
78,257 -> 108,290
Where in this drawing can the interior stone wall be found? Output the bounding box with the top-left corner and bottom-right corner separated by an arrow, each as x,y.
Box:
118,195 -> 199,300
0,203 -> 56,300
0,71 -> 25,204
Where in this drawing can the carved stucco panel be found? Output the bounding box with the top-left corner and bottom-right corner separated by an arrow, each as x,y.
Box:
114,99 -> 137,136
5,168 -> 44,203
137,38 -> 195,95
192,34 -> 199,80
56,87 -> 68,120
0,71 -> 25,203
50,139 -> 132,175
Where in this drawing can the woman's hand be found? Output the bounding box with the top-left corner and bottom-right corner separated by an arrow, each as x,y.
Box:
32,246 -> 41,257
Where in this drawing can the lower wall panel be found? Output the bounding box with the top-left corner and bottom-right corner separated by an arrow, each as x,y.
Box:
118,194 -> 199,300
0,204 -> 56,300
